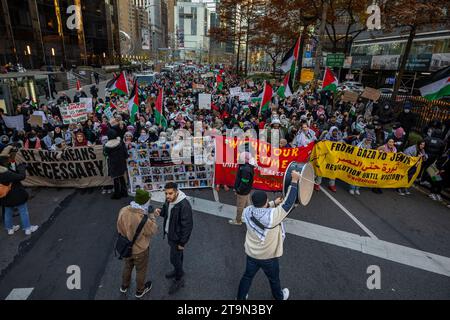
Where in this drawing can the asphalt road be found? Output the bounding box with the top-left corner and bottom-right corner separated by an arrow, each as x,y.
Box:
1,182 -> 449,300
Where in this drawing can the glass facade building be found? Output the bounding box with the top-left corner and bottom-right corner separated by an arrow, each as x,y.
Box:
0,0 -> 121,69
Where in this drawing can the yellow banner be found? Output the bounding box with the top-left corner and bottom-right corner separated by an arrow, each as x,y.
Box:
310,141 -> 423,188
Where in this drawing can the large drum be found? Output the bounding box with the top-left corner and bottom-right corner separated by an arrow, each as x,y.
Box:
283,162 -> 315,206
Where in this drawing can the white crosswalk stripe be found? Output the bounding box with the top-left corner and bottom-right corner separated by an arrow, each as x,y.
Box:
5,288 -> 34,300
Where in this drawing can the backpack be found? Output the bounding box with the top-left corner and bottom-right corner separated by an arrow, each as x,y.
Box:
236,164 -> 254,195
0,183 -> 12,198
115,215 -> 148,259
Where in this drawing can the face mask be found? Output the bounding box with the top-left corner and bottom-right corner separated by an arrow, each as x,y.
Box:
29,137 -> 36,142
404,109 -> 410,113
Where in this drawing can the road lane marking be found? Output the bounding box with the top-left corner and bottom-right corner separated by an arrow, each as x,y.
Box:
320,187 -> 378,240
5,288 -> 34,300
151,192 -> 450,278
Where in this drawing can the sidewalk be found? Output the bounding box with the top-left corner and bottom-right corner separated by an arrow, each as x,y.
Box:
0,188 -> 75,278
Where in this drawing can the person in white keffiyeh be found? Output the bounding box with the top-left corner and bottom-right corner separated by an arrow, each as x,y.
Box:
237,170 -> 301,301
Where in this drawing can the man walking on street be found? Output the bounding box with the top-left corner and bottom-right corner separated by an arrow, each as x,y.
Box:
155,182 -> 193,295
236,170 -> 301,300
117,189 -> 158,299
229,152 -> 254,225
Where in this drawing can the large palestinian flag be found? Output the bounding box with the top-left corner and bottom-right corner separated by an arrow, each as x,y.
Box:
277,73 -> 293,99
322,67 -> 338,92
419,66 -> 450,101
106,71 -> 129,96
127,81 -> 139,124
154,87 -> 167,128
280,36 -> 301,78
216,74 -> 224,91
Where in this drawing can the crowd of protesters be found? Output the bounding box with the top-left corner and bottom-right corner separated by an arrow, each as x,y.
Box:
1,64 -> 449,235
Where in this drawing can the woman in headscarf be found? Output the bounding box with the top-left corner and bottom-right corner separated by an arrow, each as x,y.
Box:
74,131 -> 88,147
24,131 -> 42,149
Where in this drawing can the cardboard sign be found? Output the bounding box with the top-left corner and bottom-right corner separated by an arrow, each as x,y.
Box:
80,98 -> 93,113
229,86 -> 242,97
3,115 -> 24,131
193,83 -> 206,90
60,103 -> 88,124
341,91 -> 360,103
300,69 -> 315,83
32,111 -> 47,124
198,94 -> 212,110
361,87 -> 381,102
239,92 -> 252,102
28,115 -> 43,128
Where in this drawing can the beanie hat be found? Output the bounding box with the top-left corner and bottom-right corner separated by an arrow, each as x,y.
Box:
135,189 -> 150,205
251,191 -> 268,208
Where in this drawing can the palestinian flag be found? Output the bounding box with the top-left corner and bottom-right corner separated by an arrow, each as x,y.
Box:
280,36 -> 301,77
322,67 -> 338,92
277,73 -> 293,99
106,71 -> 129,96
95,103 -> 103,113
154,87 -> 167,128
419,66 -> 450,101
127,82 -> 139,124
216,74 -> 223,91
259,82 -> 273,114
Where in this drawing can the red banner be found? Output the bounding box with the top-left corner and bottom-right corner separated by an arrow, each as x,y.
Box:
214,137 -> 314,191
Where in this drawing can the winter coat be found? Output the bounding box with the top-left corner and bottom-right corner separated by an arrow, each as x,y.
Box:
0,163 -> 29,207
160,191 -> 193,246
103,138 -> 128,178
117,206 -> 158,255
425,135 -> 445,159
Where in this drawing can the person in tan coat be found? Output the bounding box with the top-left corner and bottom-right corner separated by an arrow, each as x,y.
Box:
117,189 -> 158,298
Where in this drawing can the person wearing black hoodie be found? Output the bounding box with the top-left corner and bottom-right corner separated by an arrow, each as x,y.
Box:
229,152 -> 255,226
103,130 -> 128,199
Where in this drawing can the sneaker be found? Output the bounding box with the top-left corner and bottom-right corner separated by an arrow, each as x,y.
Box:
102,189 -> 107,195
429,194 -> 438,201
7,225 -> 20,235
228,219 -> 242,226
355,189 -> 360,195
169,278 -> 185,295
405,190 -> 411,195
314,184 -> 320,191
107,189 -> 113,194
349,189 -> 355,195
436,194 -> 443,202
282,288 -> 289,300
135,281 -> 152,298
398,190 -> 405,196
328,185 -> 337,193
25,225 -> 39,236
119,286 -> 128,293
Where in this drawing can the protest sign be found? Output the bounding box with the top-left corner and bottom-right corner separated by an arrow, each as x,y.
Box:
60,103 -> 88,124
239,92 -> 252,102
193,83 -> 206,90
3,115 -> 24,131
361,87 -> 381,102
341,91 -> 360,103
80,98 -> 93,113
310,141 -> 423,188
28,115 -> 43,128
215,138 -> 314,191
198,94 -> 212,110
32,111 -> 47,124
127,138 -> 215,194
229,86 -> 242,97
16,146 -> 112,188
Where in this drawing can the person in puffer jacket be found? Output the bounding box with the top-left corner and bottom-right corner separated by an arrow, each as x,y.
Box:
103,129 -> 128,199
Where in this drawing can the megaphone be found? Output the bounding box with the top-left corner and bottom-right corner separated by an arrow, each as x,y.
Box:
283,162 -> 315,206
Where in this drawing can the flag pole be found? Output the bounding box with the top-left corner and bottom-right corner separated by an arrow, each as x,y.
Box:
259,81 -> 267,115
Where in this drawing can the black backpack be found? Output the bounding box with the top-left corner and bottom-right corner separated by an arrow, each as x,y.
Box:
236,164 -> 254,195
115,215 -> 148,259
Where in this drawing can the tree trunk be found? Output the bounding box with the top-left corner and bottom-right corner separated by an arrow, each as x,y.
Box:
245,24 -> 250,77
392,26 -> 416,102
314,0 -> 329,84
236,20 -> 242,76
295,25 -> 309,89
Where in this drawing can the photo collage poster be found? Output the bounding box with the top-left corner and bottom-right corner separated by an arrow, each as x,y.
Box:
127,137 -> 216,194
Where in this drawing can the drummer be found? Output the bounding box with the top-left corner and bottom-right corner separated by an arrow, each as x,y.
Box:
236,170 -> 301,300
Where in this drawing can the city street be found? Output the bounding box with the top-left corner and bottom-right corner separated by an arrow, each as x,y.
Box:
1,182 -> 449,300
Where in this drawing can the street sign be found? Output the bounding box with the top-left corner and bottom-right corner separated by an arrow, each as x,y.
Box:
326,53 -> 345,68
